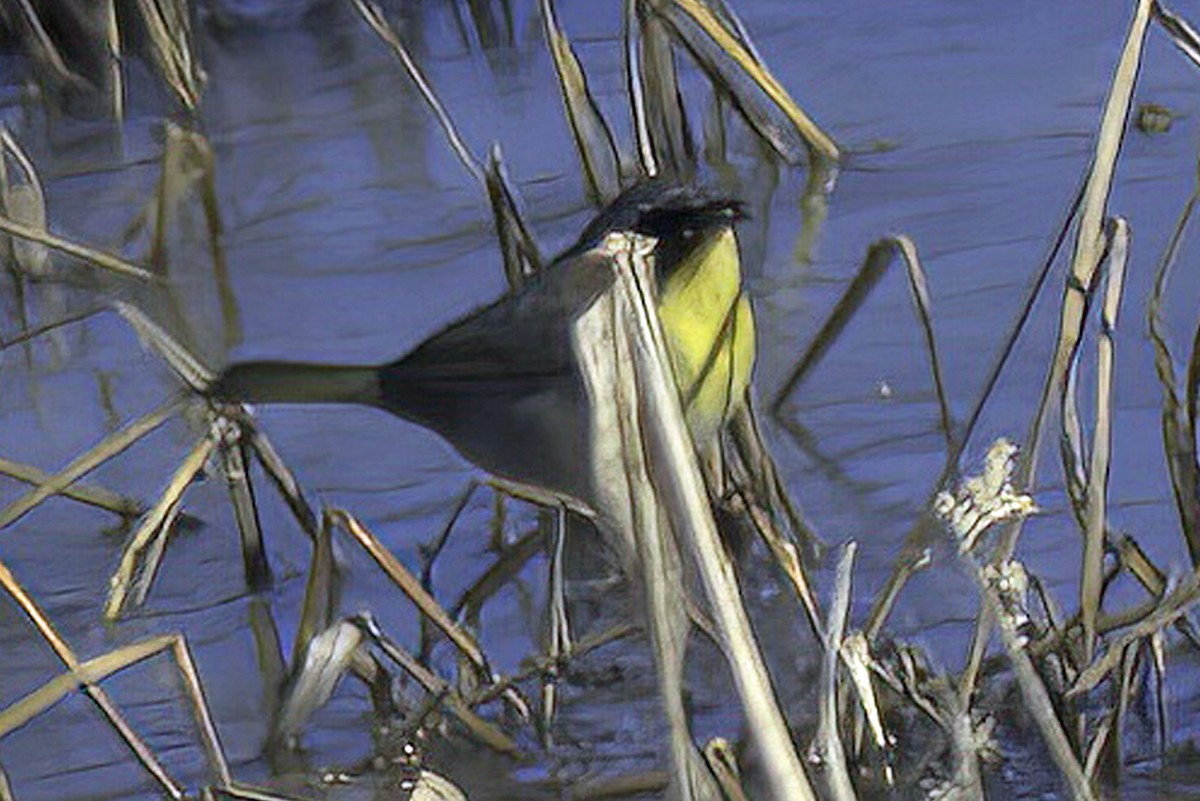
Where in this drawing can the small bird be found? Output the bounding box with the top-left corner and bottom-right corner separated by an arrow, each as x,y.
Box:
210,181 -> 755,511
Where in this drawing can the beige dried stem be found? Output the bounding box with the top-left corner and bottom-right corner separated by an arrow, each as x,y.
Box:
0,396 -> 183,530
354,614 -> 521,755
0,633 -> 233,789
778,236 -> 951,639
1070,571 -> 1200,697
541,0 -> 622,203
349,0 -> 542,284
625,0 -> 658,177
6,0 -> 89,88
325,509 -> 495,681
232,417 -> 318,535
0,127 -> 49,277
703,738 -> 751,801
978,560 -> 1098,801
645,0 -> 839,164
815,542 -> 859,801
274,619 -> 364,744
635,0 -> 694,179
485,146 -> 542,288
1154,3 -> 1200,68
540,507 -> 572,747
0,210 -> 156,282
1079,218 -> 1129,662
955,0 -> 1152,702
590,231 -> 818,801
118,302 -> 271,585
0,455 -> 141,519
468,622 -> 636,710
104,432 -> 218,619
1000,0 -> 1151,561
131,0 -> 204,110
1082,641 -> 1138,784
0,559 -> 187,799
574,236 -> 716,801
292,512 -> 340,669
125,123 -> 242,354
1056,219 -> 1130,659
104,0 -> 123,120
217,423 -> 270,588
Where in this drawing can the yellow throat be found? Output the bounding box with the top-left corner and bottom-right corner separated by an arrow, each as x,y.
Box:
656,226 -> 755,444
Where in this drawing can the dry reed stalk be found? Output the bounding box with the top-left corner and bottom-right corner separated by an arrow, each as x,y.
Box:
541,0 -> 621,203
0,559 -> 185,798
105,432 -> 217,618
604,231 -> 817,801
354,614 -> 521,755
815,542 -> 859,801
1080,218 -> 1129,661
0,397 -> 183,530
0,456 -> 141,518
0,212 -> 157,282
326,509 -> 493,679
646,0 -> 839,163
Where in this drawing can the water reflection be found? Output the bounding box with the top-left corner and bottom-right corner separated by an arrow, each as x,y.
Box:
3,1 -> 1200,799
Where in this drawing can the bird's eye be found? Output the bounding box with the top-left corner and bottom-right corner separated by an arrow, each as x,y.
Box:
682,228 -> 694,239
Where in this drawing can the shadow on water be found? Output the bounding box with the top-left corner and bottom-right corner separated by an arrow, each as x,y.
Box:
5,0 -> 1200,799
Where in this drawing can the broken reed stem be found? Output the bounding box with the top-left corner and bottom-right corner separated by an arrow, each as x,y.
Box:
239,416 -> 321,539
775,236 -> 945,432
0,305 -> 107,351
0,456 -> 142,518
169,636 -> 233,788
104,0 -> 124,121
293,514 -> 338,669
218,431 -> 271,589
354,615 -> 520,755
625,0 -> 659,177
602,242 -> 708,799
0,212 -> 158,282
957,0 -> 1153,703
326,509 -> 493,679
541,507 -> 572,745
0,559 -> 186,799
11,0 -> 83,85
653,0 -> 839,162
861,177 -> 1087,644
350,0 -> 543,282
1000,0 -> 1152,561
817,542 -> 859,801
977,562 -> 1097,801
1155,2 -> 1200,69
892,236 -> 953,447
117,301 -> 214,391
541,0 -> 621,203
610,232 -> 818,801
772,239 -> 892,411
105,432 -> 217,619
1081,218 -> 1129,663
636,3 -> 693,180
349,0 -> 485,184
1071,572 -> 1200,696
0,396 -> 184,530
0,635 -> 174,739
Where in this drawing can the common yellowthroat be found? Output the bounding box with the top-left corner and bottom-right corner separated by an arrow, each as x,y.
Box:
211,181 -> 755,510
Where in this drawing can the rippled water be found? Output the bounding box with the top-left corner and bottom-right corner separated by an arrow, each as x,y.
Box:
4,1 -> 1200,798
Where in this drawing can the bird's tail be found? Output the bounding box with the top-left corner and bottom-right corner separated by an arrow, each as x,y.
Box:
209,361 -> 381,406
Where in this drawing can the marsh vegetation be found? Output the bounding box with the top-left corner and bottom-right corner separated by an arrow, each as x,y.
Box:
4,2 -> 1200,800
